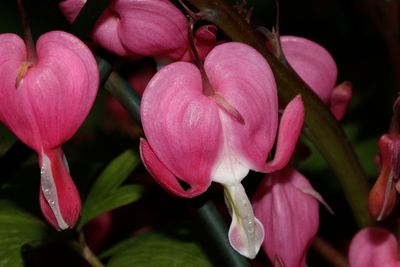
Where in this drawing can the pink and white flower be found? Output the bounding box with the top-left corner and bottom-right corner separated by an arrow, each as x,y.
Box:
139,42 -> 304,258
0,31 -> 99,230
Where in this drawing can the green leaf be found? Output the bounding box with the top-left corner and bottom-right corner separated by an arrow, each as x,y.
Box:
79,149 -> 143,228
0,200 -> 49,267
102,232 -> 213,267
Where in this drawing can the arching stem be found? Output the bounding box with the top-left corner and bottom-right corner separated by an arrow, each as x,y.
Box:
16,0 -> 37,63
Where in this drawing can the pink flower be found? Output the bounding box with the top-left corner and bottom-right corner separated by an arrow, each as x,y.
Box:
139,42 -> 304,258
253,168 -> 319,267
250,35 -> 346,266
349,227 -> 400,267
59,0 -> 217,62
0,31 -> 99,230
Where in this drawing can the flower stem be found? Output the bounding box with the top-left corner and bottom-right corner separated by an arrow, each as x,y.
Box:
186,0 -> 373,228
69,232 -> 105,267
16,0 -> 37,63
312,236 -> 349,267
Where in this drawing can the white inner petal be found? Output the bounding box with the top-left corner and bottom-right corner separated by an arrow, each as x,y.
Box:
41,151 -> 69,230
212,148 -> 249,185
225,183 -> 264,259
211,111 -> 249,185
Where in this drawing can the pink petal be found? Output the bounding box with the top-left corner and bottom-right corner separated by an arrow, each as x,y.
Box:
253,168 -> 319,267
115,0 -> 188,60
0,34 -> 41,147
0,31 -> 98,151
140,139 -> 211,197
140,62 -> 222,197
262,95 -> 304,172
60,0 -> 188,60
39,148 -> 81,230
329,81 -> 352,121
203,42 -> 280,182
281,35 -> 337,103
92,8 -> 134,57
349,227 -> 400,267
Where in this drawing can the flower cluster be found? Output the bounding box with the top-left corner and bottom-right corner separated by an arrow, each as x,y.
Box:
0,0 -> 355,264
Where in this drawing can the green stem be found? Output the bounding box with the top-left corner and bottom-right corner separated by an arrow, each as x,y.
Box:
190,195 -> 250,267
16,0 -> 37,62
69,232 -> 106,267
70,0 -> 112,40
186,0 -> 373,227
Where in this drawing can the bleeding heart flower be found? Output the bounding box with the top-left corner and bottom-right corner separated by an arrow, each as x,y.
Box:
0,31 -> 99,230
139,42 -> 304,258
252,168 -> 320,267
349,227 -> 400,267
59,0 -> 217,62
248,35 -> 345,266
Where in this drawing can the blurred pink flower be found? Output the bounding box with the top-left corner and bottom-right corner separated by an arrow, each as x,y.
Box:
0,31 -> 99,230
280,35 -> 352,120
253,168 -> 319,267
139,42 -> 304,258
349,227 -> 400,267
59,0 -> 217,62
84,212 -> 113,252
368,133 -> 400,220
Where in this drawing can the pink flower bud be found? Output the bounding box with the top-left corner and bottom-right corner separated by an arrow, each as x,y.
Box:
252,168 -> 319,267
0,31 -> 99,230
140,42 -> 304,258
349,227 -> 400,267
368,134 -> 400,220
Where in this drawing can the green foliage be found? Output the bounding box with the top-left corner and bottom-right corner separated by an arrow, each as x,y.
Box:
0,200 -> 49,267
101,231 -> 213,267
79,149 -> 144,228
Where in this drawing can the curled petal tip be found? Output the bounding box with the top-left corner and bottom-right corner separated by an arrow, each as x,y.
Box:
263,95 -> 304,172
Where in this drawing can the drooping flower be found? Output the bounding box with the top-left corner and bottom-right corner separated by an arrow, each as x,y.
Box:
59,0 -> 217,62
139,42 -> 304,258
368,94 -> 400,220
368,133 -> 400,220
349,227 -> 400,267
252,168 -> 319,267
0,31 -> 99,230
251,35 -> 348,266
